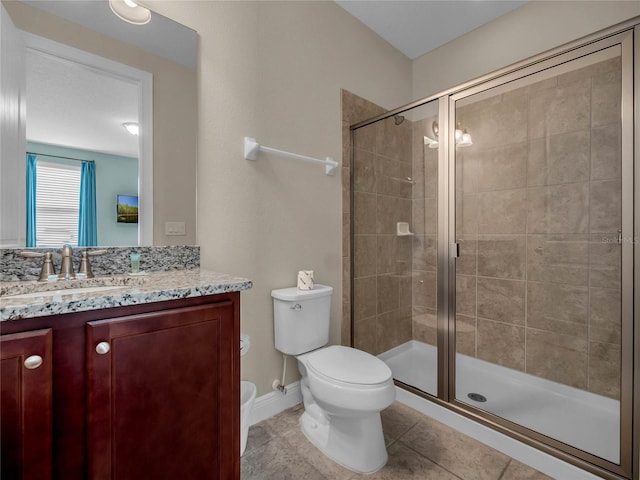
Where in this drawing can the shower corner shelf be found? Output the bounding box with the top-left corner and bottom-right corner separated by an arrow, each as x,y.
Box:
397,222 -> 414,236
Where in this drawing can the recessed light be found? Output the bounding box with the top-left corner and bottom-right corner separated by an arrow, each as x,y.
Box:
123,122 -> 140,136
109,0 -> 151,26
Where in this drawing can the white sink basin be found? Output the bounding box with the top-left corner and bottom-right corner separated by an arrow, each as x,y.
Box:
6,285 -> 125,299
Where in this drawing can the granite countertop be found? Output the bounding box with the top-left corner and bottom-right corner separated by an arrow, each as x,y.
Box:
0,269 -> 252,321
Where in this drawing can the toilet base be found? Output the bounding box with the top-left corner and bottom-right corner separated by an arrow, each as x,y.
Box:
300,409 -> 388,474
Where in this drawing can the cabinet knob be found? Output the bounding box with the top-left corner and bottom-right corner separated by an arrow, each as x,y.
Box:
24,355 -> 43,369
96,342 -> 111,355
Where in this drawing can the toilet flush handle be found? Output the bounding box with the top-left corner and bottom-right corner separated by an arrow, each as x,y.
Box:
290,304 -> 302,311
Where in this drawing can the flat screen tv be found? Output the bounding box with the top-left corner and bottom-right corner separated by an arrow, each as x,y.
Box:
116,194 -> 139,224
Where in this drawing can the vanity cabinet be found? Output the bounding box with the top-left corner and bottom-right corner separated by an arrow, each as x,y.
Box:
0,293 -> 240,480
0,328 -> 53,480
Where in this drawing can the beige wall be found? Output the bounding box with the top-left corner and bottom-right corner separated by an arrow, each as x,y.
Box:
147,1 -> 412,396
4,0 -> 197,246
412,1 -> 640,100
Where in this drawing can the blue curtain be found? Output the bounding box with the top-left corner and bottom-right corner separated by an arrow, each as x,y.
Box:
26,154 -> 37,247
78,161 -> 97,246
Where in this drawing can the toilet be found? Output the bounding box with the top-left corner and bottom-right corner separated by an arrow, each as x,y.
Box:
271,284 -> 395,474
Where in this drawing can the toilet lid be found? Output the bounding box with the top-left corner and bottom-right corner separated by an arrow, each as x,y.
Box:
307,345 -> 392,385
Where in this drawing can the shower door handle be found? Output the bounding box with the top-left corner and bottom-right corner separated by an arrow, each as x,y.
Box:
450,243 -> 460,258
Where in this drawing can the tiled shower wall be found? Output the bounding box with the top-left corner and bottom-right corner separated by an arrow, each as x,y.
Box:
345,53 -> 621,401
454,56 -> 622,399
344,90 -> 416,355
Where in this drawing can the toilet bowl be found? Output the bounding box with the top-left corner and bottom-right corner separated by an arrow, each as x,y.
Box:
271,285 -> 395,473
297,345 -> 395,473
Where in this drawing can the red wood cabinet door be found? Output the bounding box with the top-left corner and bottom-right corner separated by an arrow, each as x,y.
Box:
1,328 -> 53,480
86,301 -> 239,480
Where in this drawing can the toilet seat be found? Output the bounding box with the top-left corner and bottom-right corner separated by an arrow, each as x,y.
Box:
306,345 -> 392,386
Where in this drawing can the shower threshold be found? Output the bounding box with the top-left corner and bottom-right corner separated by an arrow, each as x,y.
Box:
378,340 -> 620,464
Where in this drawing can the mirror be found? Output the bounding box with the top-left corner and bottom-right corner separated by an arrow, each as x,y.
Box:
0,0 -> 198,247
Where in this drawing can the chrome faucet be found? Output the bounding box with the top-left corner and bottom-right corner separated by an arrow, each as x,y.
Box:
58,244 -> 76,280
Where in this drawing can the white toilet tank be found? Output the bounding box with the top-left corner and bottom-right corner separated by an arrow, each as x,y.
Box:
271,284 -> 333,355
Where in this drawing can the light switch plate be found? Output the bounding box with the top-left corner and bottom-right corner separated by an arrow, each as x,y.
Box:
165,221 -> 186,236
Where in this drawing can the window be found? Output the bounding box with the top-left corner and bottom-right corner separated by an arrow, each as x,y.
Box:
36,161 -> 81,246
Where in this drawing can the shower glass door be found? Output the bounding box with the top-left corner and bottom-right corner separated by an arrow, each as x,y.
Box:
351,99 -> 440,397
452,38 -> 630,470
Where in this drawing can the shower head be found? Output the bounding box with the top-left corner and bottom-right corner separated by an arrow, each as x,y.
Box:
394,114 -> 405,126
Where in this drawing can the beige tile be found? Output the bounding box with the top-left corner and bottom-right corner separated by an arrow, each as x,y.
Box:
377,196 -> 412,234
591,124 -> 621,181
456,314 -> 476,357
398,273 -> 413,310
363,442 -> 461,480
243,423 -> 274,456
381,402 -> 424,446
413,270 -> 437,309
282,423 -> 354,480
353,149 -> 376,193
354,192 -> 376,234
589,234 -> 621,289
500,459 -> 553,480
526,282 -> 588,337
456,274 -> 476,316
262,403 -> 305,437
376,235 -> 398,275
399,416 -> 511,480
456,150 -> 479,194
456,194 -> 478,235
412,150 -> 425,199
590,180 -> 621,234
413,306 -> 437,346
461,90 -> 528,149
591,68 -> 621,128
477,318 -> 525,371
589,287 -> 621,344
342,166 -> 351,215
529,78 -> 590,139
354,316 -> 378,355
477,188 -> 527,234
353,123 -> 377,153
341,89 -> 385,126
527,183 -> 589,234
342,212 -> 350,258
527,130 -> 590,186
424,148 -> 438,199
413,235 -> 437,272
241,434 -> 326,480
456,236 -> 477,275
398,306 -> 413,346
377,274 -> 399,314
476,142 -> 527,192
526,328 -> 587,388
477,277 -> 525,325
376,155 -> 413,198
377,310 -> 405,353
342,121 -> 351,169
588,340 -> 621,399
354,276 -> 376,321
354,235 -> 376,278
477,235 -> 526,280
376,117 -> 412,162
526,234 -> 589,286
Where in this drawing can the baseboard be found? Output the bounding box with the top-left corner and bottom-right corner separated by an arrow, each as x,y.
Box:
249,381 -> 302,426
396,387 -> 602,480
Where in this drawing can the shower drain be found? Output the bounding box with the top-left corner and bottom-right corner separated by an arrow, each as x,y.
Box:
467,392 -> 487,403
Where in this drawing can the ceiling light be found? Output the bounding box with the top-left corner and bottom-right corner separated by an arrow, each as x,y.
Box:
109,0 -> 151,25
123,122 -> 139,136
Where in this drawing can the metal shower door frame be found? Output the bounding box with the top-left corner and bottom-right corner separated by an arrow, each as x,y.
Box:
438,29 -> 636,480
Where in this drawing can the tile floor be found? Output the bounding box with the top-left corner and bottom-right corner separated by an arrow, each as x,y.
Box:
241,402 -> 553,480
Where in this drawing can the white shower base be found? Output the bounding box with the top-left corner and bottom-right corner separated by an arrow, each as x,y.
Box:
378,340 -> 620,464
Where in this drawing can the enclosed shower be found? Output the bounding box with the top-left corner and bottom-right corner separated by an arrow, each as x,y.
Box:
348,25 -> 636,480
